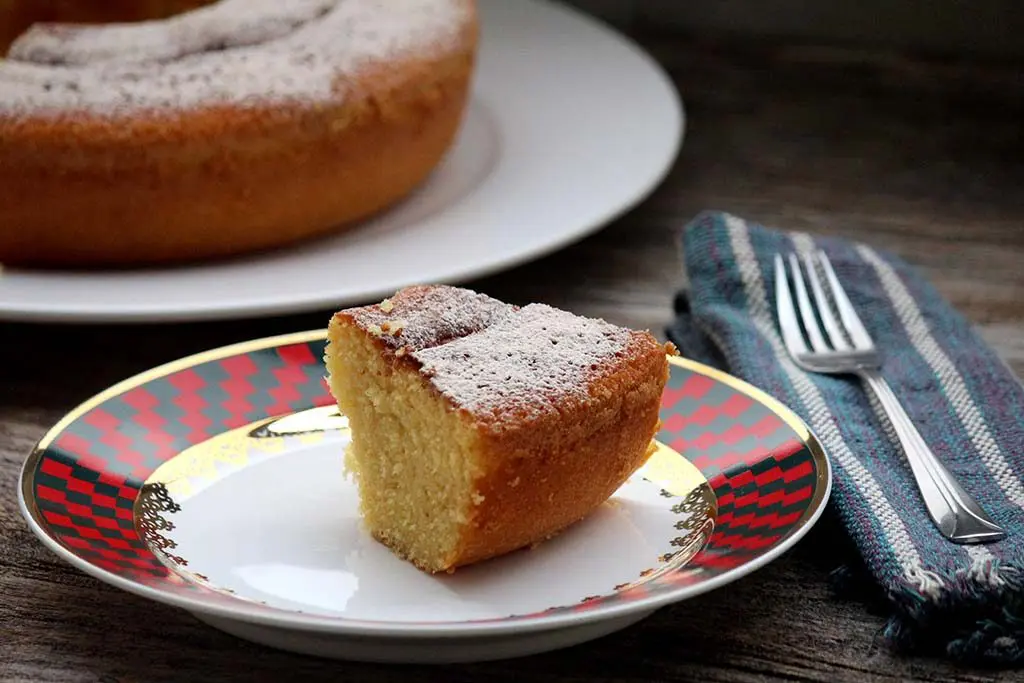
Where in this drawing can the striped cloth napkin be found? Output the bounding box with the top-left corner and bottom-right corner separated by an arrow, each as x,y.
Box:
666,211 -> 1024,665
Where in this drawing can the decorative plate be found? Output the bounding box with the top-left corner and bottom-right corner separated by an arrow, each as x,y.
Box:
19,331 -> 830,663
0,0 -> 683,323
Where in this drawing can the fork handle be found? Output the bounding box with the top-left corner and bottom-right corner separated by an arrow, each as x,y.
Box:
858,369 -> 1006,544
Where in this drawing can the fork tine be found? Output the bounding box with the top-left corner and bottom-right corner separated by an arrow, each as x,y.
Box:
817,251 -> 874,349
774,254 -> 809,357
789,254 -> 830,352
802,254 -> 852,352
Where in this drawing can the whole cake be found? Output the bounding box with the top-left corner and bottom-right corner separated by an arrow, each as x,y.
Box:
325,285 -> 672,573
0,0 -> 477,267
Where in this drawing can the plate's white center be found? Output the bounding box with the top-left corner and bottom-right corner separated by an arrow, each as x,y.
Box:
162,439 -> 694,623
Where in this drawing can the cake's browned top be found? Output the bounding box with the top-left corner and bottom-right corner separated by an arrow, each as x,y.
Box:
0,0 -> 474,118
333,285 -> 666,429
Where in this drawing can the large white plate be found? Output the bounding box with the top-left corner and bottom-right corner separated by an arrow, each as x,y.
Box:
0,0 -> 684,323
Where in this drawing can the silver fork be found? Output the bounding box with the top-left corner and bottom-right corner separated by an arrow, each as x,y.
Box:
774,250 -> 1006,544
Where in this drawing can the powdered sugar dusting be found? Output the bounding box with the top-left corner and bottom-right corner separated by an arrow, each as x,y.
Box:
413,303 -> 633,423
0,0 -> 471,116
344,285 -> 515,352
8,0 -> 339,66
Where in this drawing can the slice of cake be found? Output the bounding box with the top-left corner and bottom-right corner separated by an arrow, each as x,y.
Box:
325,285 -> 671,573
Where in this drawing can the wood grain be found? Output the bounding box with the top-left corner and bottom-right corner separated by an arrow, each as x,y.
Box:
2,34 -> 1023,683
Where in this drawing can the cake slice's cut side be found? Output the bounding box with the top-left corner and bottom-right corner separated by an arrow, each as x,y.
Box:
326,319 -> 482,573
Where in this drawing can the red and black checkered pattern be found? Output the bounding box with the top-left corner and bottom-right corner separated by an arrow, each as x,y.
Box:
34,453 -> 157,576
29,338 -> 334,585
657,368 -> 818,577
25,336 -> 825,618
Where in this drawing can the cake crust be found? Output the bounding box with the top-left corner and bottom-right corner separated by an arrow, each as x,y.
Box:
451,330 -> 667,567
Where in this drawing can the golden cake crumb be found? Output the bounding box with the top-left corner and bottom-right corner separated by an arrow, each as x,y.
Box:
380,319 -> 406,336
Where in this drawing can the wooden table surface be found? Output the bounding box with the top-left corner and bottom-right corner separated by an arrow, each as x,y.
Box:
3,33 -> 1023,683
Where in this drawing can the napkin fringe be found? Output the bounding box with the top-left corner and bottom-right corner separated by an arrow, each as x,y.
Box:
831,558 -> 1024,663
886,566 -> 1024,664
